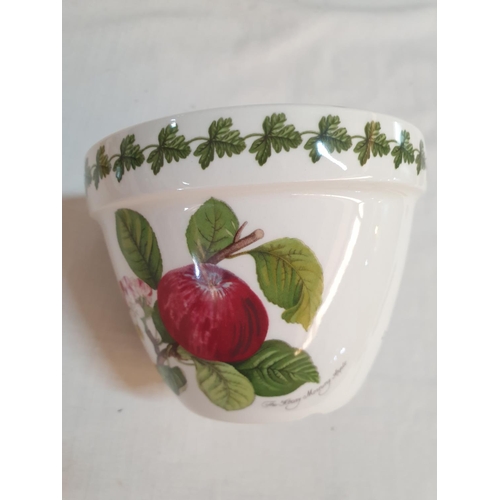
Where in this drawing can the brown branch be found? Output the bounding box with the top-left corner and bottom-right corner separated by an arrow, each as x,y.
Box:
156,348 -> 169,366
141,318 -> 161,355
206,227 -> 264,265
156,344 -> 180,366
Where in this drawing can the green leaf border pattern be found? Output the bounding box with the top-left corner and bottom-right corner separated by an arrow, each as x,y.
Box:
86,114 -> 425,189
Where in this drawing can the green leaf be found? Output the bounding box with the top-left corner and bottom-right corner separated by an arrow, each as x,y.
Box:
192,357 -> 255,411
415,139 -> 426,175
114,134 -> 145,181
146,124 -> 191,174
152,300 -> 174,344
303,115 -> 352,163
177,346 -> 192,361
157,365 -> 187,395
92,168 -> 100,189
391,130 -> 415,169
185,197 -> 239,263
248,113 -> 302,166
353,121 -> 391,166
234,340 -> 320,396
93,145 -> 111,188
96,145 -> 111,176
84,158 -> 92,189
248,238 -> 323,331
193,117 -> 246,169
115,209 -> 163,289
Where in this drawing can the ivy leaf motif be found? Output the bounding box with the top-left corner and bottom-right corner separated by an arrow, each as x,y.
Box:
193,118 -> 246,170
84,158 -> 92,190
249,113 -> 302,166
147,124 -> 191,174
391,130 -> 415,169
353,121 -> 391,166
114,134 -> 145,181
415,139 -> 426,175
92,145 -> 111,189
304,115 -> 352,163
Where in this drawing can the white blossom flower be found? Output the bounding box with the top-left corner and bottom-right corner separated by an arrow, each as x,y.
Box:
119,276 -> 153,322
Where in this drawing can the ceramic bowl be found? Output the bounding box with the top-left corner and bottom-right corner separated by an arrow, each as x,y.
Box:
85,104 -> 426,423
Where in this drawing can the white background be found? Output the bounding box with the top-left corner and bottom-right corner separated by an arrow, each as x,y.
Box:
63,1 -> 436,499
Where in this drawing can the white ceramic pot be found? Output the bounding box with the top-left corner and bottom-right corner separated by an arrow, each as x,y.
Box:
85,105 -> 426,423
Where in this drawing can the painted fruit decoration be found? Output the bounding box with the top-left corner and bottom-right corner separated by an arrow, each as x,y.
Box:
157,263 -> 269,363
115,197 -> 325,411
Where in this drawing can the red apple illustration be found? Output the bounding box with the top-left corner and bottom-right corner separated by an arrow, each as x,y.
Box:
157,263 -> 269,363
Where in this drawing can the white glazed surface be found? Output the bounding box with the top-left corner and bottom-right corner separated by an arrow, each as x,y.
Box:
87,105 -> 425,423
64,3 -> 436,498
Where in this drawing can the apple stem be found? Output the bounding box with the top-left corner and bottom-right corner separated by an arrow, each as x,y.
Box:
206,224 -> 264,265
157,343 -> 180,366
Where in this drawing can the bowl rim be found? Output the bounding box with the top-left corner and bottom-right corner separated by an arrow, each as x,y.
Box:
85,103 -> 427,213
86,103 -> 424,153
